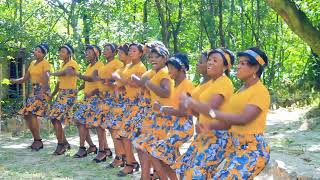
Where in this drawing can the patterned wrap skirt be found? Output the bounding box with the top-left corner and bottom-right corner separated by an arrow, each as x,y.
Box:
73,94 -> 101,128
117,95 -> 141,138
18,84 -> 51,117
132,111 -> 173,150
48,89 -> 77,125
103,91 -> 130,130
97,92 -> 113,129
210,133 -> 270,180
146,115 -> 194,165
131,97 -> 152,141
172,130 -> 232,179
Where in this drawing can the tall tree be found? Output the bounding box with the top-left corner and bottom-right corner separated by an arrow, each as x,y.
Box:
266,0 -> 320,56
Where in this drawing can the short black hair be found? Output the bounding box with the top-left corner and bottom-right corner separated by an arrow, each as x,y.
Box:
104,43 -> 118,54
36,43 -> 49,55
129,42 -> 144,53
59,44 -> 74,55
166,53 -> 189,71
118,43 -> 130,55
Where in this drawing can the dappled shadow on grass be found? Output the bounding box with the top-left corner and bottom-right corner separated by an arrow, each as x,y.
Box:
0,134 -> 137,179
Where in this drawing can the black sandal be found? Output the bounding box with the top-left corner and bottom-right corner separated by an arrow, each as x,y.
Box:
86,145 -> 98,154
31,139 -> 43,151
73,146 -> 87,158
105,148 -> 113,158
93,150 -> 107,163
53,143 -> 66,155
64,142 -> 71,150
106,155 -> 125,169
117,161 -> 140,177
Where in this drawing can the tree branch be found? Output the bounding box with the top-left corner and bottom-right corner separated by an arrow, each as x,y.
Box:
266,0 -> 320,56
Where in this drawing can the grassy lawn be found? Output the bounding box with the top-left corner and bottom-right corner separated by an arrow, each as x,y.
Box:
0,127 -> 137,179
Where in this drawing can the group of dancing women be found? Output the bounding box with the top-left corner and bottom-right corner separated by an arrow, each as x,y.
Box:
10,40 -> 271,180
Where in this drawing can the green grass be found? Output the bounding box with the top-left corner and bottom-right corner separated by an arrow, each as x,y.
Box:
0,133 -> 136,180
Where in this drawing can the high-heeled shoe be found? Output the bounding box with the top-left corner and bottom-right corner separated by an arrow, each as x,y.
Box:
86,145 -> 98,154
93,150 -> 107,163
116,162 -> 140,177
73,146 -> 87,158
64,142 -> 71,150
52,143 -> 66,155
106,155 -> 125,168
105,148 -> 113,158
31,139 -> 43,151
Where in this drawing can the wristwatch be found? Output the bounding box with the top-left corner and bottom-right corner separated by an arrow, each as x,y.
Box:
209,109 -> 216,118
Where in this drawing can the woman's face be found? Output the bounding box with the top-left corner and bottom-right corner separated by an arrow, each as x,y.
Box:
207,53 -> 225,78
236,56 -> 258,80
118,49 -> 127,63
196,54 -> 207,75
149,52 -> 166,71
167,64 -> 179,80
129,45 -> 143,62
59,48 -> 69,61
85,49 -> 96,62
103,45 -> 114,60
34,47 -> 45,60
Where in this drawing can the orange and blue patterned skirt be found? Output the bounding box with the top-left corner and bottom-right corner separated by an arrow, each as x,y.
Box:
73,94 -> 100,128
49,89 -> 77,125
97,92 -> 113,129
172,130 -> 232,179
210,133 -> 270,179
146,115 -> 194,165
117,95 -> 141,138
130,97 -> 152,141
102,91 -> 129,130
132,111 -> 172,150
18,84 -> 51,117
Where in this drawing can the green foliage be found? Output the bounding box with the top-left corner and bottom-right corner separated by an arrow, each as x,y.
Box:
0,0 -> 319,108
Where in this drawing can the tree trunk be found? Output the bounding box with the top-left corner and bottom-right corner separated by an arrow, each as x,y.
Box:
266,0 -> 320,56
171,0 -> 183,53
218,0 -> 225,47
239,0 -> 245,47
143,0 -> 148,40
155,0 -> 169,47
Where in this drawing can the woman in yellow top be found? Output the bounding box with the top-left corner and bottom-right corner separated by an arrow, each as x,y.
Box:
120,41 -> 164,141
175,48 -> 235,179
48,44 -> 79,155
86,43 -> 124,163
73,45 -> 103,158
132,45 -> 173,180
109,43 -> 146,177
147,53 -> 195,180
105,43 -> 131,169
196,47 -> 270,179
10,43 -> 51,151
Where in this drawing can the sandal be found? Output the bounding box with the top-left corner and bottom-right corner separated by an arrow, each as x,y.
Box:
86,145 -> 98,154
105,148 -> 113,158
93,150 -> 107,163
73,146 -> 87,158
64,142 -> 71,150
106,155 -> 125,169
53,143 -> 66,155
117,162 -> 140,177
31,139 -> 43,151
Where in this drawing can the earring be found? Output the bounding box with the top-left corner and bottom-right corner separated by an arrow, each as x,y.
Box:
253,74 -> 256,79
